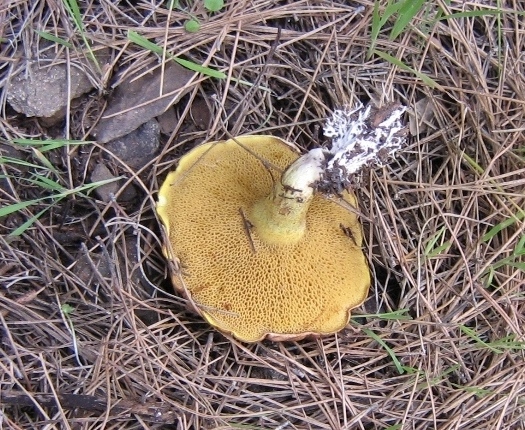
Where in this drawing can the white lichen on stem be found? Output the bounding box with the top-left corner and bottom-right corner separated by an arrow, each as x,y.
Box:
251,102 -> 407,245
283,101 -> 407,197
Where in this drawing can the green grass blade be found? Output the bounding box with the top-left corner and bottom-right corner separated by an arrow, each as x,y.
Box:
12,138 -> 90,152
369,0 -> 405,57
369,1 -> 381,55
482,210 -> 525,243
424,227 -> 452,258
35,30 -> 73,48
2,153 -> 63,180
382,1 -> 405,21
486,256 -> 512,272
127,30 -> 164,54
428,242 -> 452,257
490,334 -> 525,351
373,50 -> 439,88
505,261 -> 525,270
228,77 -> 273,93
63,0 -> 84,32
27,174 -> 66,192
1,156 -> 48,170
0,177 -> 122,233
459,325 -> 503,353
424,226 -> 445,256
450,383 -> 493,397
0,200 -> 40,217
31,148 -> 60,176
62,176 -> 124,198
13,138 -> 82,145
10,206 -> 56,236
173,57 -> 225,78
461,152 -> 485,175
127,30 -> 226,79
512,235 -> 525,256
363,328 -> 405,374
354,309 -> 412,321
417,364 -> 461,390
61,0 -> 101,71
390,0 -> 426,40
440,10 -> 521,20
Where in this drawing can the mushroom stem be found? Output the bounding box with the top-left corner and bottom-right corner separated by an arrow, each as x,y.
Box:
250,102 -> 407,246
250,149 -> 325,245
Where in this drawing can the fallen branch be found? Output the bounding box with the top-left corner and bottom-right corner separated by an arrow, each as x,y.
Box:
1,391 -> 177,424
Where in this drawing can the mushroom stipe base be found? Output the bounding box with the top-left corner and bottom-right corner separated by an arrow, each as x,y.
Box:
156,135 -> 371,342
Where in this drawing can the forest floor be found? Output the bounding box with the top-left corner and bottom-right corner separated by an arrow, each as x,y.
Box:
1,1 -> 524,429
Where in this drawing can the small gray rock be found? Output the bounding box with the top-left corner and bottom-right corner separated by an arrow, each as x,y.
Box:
90,163 -> 118,203
157,106 -> 178,135
105,119 -> 160,170
93,61 -> 194,143
91,162 -> 139,203
74,252 -> 113,286
6,62 -> 94,123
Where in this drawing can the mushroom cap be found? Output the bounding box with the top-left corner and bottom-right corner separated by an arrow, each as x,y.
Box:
156,135 -> 370,342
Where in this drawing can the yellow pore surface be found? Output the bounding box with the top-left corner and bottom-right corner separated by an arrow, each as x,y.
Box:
156,135 -> 370,342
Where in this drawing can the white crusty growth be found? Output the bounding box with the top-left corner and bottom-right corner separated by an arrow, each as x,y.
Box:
253,102 -> 407,246
281,102 -> 407,199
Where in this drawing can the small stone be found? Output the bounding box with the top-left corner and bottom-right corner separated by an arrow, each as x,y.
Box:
190,98 -> 212,130
74,252 -> 113,286
6,62 -> 94,124
91,163 -> 118,202
105,119 -> 160,170
116,180 -> 138,202
157,107 -> 178,135
93,61 -> 194,143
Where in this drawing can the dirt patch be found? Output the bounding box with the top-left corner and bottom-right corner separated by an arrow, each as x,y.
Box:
1,1 -> 524,429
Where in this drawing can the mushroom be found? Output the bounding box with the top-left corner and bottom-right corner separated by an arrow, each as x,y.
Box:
157,102 -> 406,342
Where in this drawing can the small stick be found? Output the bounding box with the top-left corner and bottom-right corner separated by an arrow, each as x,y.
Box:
239,207 -> 256,253
340,223 -> 358,247
0,391 -> 177,424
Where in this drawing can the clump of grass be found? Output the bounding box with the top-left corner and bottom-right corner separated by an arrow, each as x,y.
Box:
369,0 -> 427,56
61,0 -> 101,72
459,325 -> 525,354
369,1 -> 513,86
1,139 -> 121,236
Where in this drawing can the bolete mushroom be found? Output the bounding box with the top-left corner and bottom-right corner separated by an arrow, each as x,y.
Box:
157,102 -> 406,342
